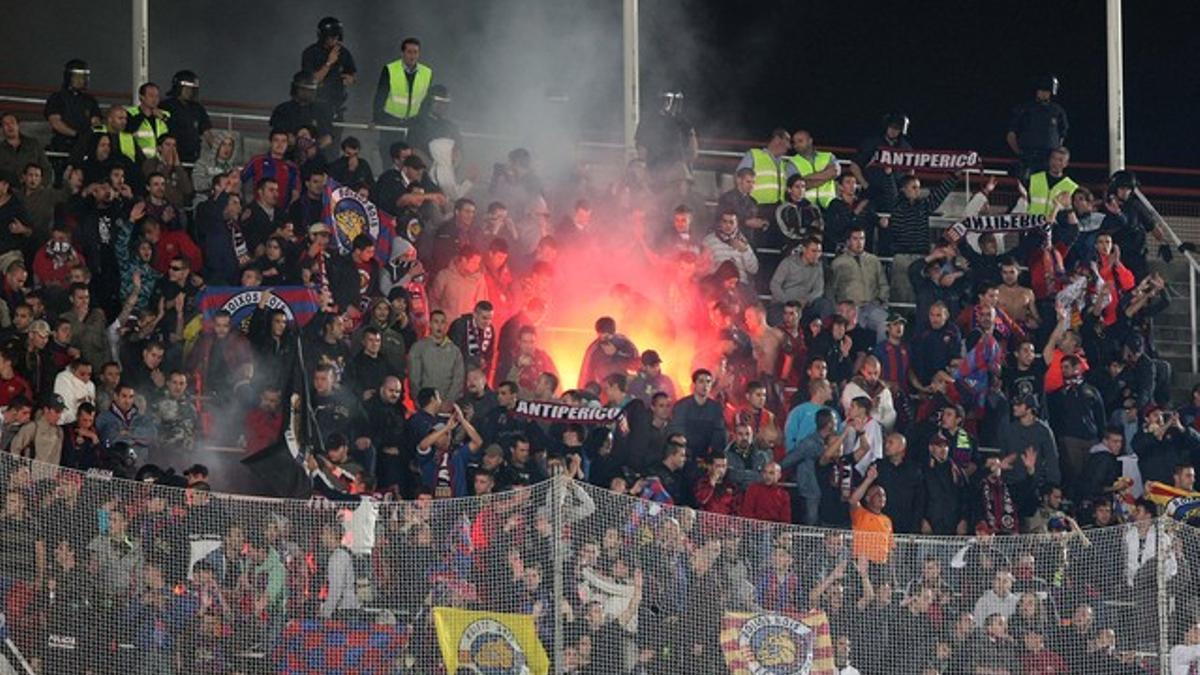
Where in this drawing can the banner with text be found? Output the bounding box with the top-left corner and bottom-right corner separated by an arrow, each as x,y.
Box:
873,147 -> 981,171
512,400 -> 624,425
947,213 -> 1050,240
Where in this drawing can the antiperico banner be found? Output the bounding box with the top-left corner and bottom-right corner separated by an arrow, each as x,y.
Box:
512,400 -> 624,424
947,214 -> 1050,240
873,148 -> 981,170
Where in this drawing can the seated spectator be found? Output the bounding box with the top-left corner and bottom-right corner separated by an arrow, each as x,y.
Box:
53,358 -> 94,426
724,422 -> 771,490
702,209 -> 758,285
693,455 -> 739,516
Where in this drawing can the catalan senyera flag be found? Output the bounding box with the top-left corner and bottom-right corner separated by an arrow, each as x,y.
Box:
432,607 -> 549,675
1145,480 -> 1200,524
720,609 -> 836,675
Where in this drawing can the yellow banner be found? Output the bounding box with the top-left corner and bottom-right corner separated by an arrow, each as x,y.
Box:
432,607 -> 550,675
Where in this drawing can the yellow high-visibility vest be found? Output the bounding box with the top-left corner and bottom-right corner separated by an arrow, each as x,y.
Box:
382,62 -> 433,120
1028,171 -> 1079,217
749,148 -> 786,205
125,106 -> 170,158
92,124 -> 138,162
790,151 -> 836,208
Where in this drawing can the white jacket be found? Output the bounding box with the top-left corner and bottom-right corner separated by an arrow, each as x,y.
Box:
53,369 -> 96,426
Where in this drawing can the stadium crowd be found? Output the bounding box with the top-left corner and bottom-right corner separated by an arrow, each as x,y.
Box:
0,18 -> 1198,675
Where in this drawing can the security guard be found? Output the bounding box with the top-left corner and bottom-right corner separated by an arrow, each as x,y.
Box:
126,82 -> 170,159
1006,75 -> 1069,179
788,130 -> 839,208
160,70 -> 212,164
1026,146 -> 1077,217
269,71 -> 335,148
43,59 -> 102,178
736,129 -> 794,205
373,37 -> 433,167
301,17 -> 357,120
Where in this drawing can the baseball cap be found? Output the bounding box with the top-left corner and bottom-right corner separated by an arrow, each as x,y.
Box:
641,350 -> 662,367
886,313 -> 907,325
308,222 -> 331,236
483,444 -> 505,459
28,320 -> 51,336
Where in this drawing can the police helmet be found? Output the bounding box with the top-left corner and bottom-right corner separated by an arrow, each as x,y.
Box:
1109,169 -> 1139,192
883,111 -> 910,135
170,69 -> 200,95
291,71 -> 318,95
62,59 -> 90,88
1035,75 -> 1059,96
317,16 -> 343,40
430,84 -> 451,104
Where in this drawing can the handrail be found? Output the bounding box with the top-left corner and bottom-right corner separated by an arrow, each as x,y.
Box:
1134,188 -> 1200,373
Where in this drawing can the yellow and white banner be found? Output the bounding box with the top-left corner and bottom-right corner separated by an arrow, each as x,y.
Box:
432,607 -> 549,675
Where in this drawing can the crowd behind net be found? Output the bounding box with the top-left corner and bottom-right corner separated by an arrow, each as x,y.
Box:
0,453 -> 1197,675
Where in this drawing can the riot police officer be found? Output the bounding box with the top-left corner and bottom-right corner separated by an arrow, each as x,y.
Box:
1105,170 -> 1176,279
1006,75 -> 1069,179
269,71 -> 335,148
160,70 -> 213,164
43,59 -> 101,177
301,16 -> 357,121
850,111 -> 912,214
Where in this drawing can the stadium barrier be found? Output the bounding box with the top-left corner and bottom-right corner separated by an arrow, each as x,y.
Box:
0,452 -> 1195,674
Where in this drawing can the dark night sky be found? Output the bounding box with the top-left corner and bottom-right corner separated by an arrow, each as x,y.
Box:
0,1 -> 1195,168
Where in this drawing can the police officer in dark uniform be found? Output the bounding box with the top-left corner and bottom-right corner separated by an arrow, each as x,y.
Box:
634,90 -> 698,195
1104,170 -> 1177,280
1006,75 -> 1069,180
160,70 -> 212,164
269,71 -> 335,149
301,17 -> 357,122
850,112 -> 912,216
43,59 -> 101,178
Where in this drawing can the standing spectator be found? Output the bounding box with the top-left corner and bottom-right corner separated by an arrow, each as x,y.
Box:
577,317 -> 639,389
830,227 -> 889,340
716,169 -> 768,243
448,300 -> 496,375
1003,395 -> 1061,487
11,395 -> 65,467
848,464 -> 893,565
1047,355 -> 1106,489
782,407 -> 840,525
738,462 -> 791,524
1025,146 -> 1077,217
672,369 -> 727,462
1171,621 -> 1200,675
318,522 -> 360,618
185,310 -> 253,400
240,130 -> 301,210
919,435 -> 969,535
627,350 -> 675,405
649,434 -> 690,505
141,136 -> 194,209
973,570 -> 1019,629
882,172 -> 959,305
126,82 -> 170,159
408,310 -> 465,399
873,434 -> 923,533
429,245 -> 488,320
95,383 -> 156,458
1006,76 -> 1069,178
823,174 -> 869,253
840,356 -> 897,431
724,423 -> 771,490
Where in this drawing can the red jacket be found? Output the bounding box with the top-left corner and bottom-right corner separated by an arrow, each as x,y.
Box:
243,408 -> 283,455
152,230 -> 204,275
738,483 -> 791,524
1096,253 -> 1134,326
693,476 -> 740,516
